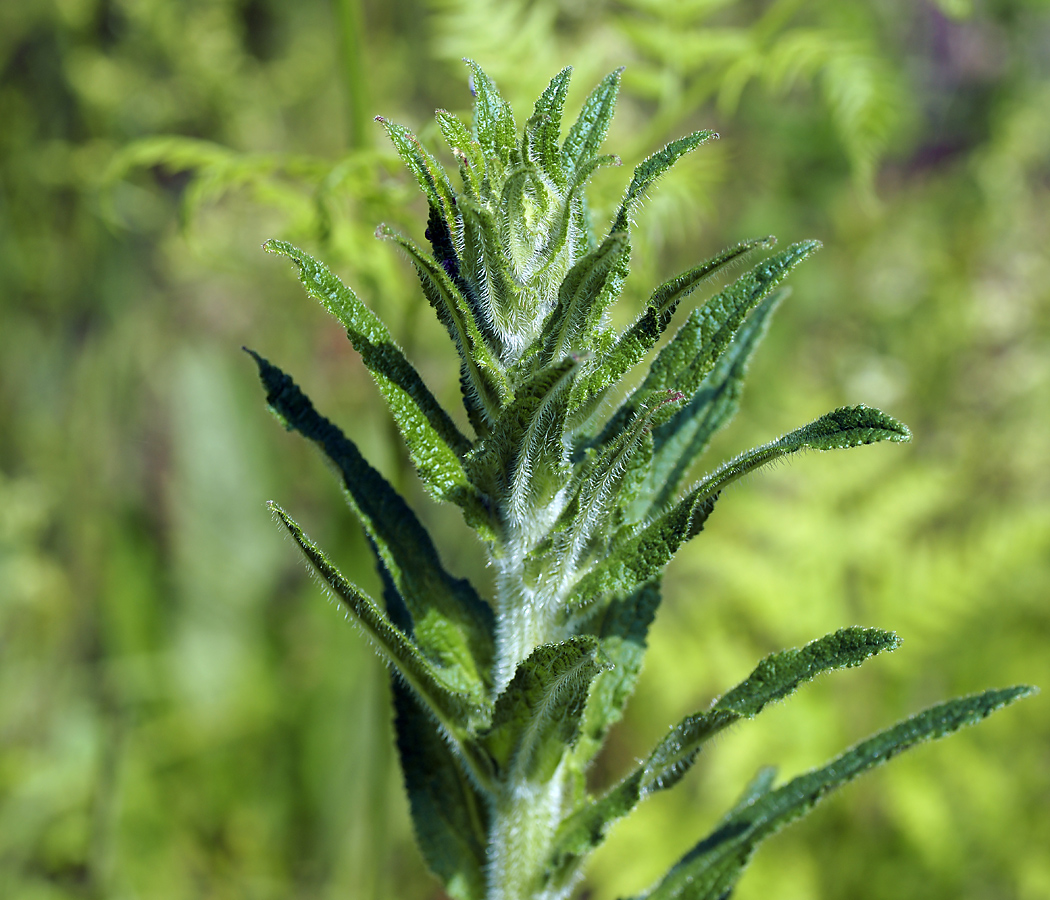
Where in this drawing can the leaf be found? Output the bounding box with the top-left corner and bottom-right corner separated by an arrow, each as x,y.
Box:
637,686 -> 1036,900
480,637 -> 611,783
394,683 -> 489,900
376,116 -> 459,234
525,66 -> 573,184
262,240 -> 478,502
269,502 -> 486,734
563,67 -> 623,175
565,487 -> 718,618
547,628 -> 899,883
570,237 -> 777,427
465,59 -> 517,169
466,355 -> 583,521
247,351 -> 495,695
610,130 -> 719,233
691,404 -> 911,500
599,241 -> 820,443
378,225 -> 510,422
539,232 -> 629,365
436,109 -> 486,197
636,287 -> 787,519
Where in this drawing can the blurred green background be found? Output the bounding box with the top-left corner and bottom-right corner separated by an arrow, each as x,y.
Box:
2,0 -> 1048,898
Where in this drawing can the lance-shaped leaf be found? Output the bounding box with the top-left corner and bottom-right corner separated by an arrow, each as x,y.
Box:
467,355 -> 582,520
635,287 -> 787,519
539,232 -> 629,365
377,117 -> 459,235
599,241 -> 820,442
436,109 -> 485,198
248,352 -> 494,695
479,637 -> 611,783
525,66 -> 573,185
394,683 -> 490,900
691,405 -> 911,501
563,67 -> 623,174
263,240 -> 477,498
379,225 -> 510,422
636,685 -> 1036,900
610,130 -> 718,233
269,502 -> 486,734
546,628 -> 900,886
569,237 -> 777,427
565,484 -> 718,618
465,59 -> 517,170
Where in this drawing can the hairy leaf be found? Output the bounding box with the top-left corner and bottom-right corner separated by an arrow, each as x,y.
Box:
262,240 -> 477,500
637,686 -> 1036,900
548,628 -> 900,882
525,66 -> 573,185
248,351 -> 494,695
481,637 -> 610,783
465,59 -> 517,170
269,502 -> 485,733
377,117 -> 458,234
394,683 -> 489,900
610,130 -> 718,233
692,404 -> 911,499
600,241 -> 820,442
563,67 -> 623,175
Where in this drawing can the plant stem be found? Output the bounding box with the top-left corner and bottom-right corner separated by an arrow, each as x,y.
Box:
332,0 -> 370,150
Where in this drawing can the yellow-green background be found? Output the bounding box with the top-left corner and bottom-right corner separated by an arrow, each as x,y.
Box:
2,0 -> 1048,898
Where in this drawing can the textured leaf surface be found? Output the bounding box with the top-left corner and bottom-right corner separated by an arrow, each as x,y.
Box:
248,351 -> 494,695
269,502 -> 484,732
637,287 -> 787,517
602,242 -> 820,443
525,66 -> 573,183
638,686 -> 1036,900
481,637 -> 610,782
692,404 -> 911,500
466,59 -> 517,169
548,628 -> 899,882
394,683 -> 489,900
263,240 -> 479,503
610,130 -> 718,233
563,68 -> 623,174
377,117 -> 458,234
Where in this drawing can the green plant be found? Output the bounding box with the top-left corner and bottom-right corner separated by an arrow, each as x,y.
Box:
247,62 -> 1032,900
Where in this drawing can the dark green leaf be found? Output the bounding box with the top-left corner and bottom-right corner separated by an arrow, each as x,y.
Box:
377,116 -> 458,234
480,637 -> 610,783
525,66 -> 573,184
465,59 -> 517,169
248,351 -> 495,694
394,683 -> 489,900
638,686 -> 1036,900
269,502 -> 486,734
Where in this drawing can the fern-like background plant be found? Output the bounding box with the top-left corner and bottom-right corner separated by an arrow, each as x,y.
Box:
246,63 -> 1030,900
3,1 -> 1049,898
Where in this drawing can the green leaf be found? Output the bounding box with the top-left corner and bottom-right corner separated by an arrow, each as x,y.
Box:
638,686 -> 1036,900
436,108 -> 486,197
262,240 -> 478,500
378,225 -> 510,423
247,351 -> 495,695
269,502 -> 486,735
692,404 -> 911,500
636,287 -> 787,518
547,628 -> 899,884
540,232 -> 629,365
565,486 -> 718,618
570,237 -> 777,428
466,355 -> 583,521
480,637 -> 611,783
465,59 -> 517,170
376,116 -> 458,234
525,66 -> 573,185
563,67 -> 623,174
610,130 -> 718,233
394,683 -> 489,900
600,241 -> 820,442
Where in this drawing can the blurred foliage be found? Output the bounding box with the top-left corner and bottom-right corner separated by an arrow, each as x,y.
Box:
0,0 -> 1047,899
